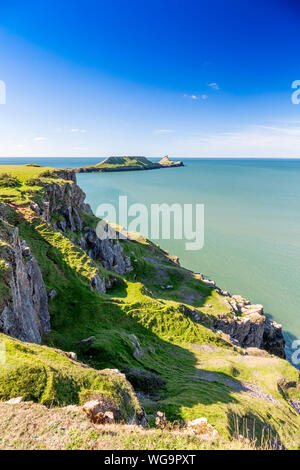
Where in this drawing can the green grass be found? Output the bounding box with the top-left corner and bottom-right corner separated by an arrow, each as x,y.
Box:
76,156 -> 157,171
0,165 -> 300,448
0,164 -> 72,205
0,333 -> 141,420
96,156 -> 154,168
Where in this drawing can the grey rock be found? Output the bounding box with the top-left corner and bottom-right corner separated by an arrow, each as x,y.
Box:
48,289 -> 57,299
63,207 -> 76,232
58,220 -> 67,232
290,399 -> 300,414
42,202 -> 50,223
0,223 -> 50,344
90,275 -> 106,293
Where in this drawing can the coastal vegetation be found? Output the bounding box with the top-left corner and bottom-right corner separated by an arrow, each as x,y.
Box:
73,155 -> 183,173
0,164 -> 299,450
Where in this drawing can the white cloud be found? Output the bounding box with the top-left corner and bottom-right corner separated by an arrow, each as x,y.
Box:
174,123 -> 300,157
256,125 -> 300,136
34,136 -> 47,142
208,82 -> 219,90
72,146 -> 88,150
154,129 -> 173,134
183,94 -> 207,100
71,128 -> 87,133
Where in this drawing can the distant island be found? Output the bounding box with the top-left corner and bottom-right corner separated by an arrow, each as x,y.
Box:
73,155 -> 184,173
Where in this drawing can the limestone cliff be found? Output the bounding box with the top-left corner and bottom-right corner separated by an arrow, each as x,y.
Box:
0,217 -> 50,344
29,169 -> 132,278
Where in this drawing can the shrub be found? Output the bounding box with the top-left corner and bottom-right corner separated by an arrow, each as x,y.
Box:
25,177 -> 42,186
40,170 -> 54,177
0,173 -> 20,187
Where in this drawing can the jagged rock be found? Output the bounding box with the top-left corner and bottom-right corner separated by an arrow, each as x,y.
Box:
30,202 -> 41,215
38,170 -> 132,280
214,312 -> 265,349
48,289 -> 57,299
0,227 -> 50,344
263,319 -> 286,358
42,202 -> 50,223
129,334 -> 143,358
290,399 -> 300,414
202,279 -> 216,287
81,396 -> 122,424
65,352 -> 77,361
214,296 -> 286,357
63,207 -> 76,232
90,275 -> 106,293
57,221 -> 67,232
73,207 -> 82,231
129,407 -> 148,428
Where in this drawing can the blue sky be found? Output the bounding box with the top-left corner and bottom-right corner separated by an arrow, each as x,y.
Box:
1,0 -> 300,157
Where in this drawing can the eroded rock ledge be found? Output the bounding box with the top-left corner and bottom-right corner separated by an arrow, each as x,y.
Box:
213,292 -> 286,358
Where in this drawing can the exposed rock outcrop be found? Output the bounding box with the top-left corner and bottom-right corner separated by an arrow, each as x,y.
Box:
29,169 -> 132,277
159,155 -> 183,167
0,219 -> 50,344
213,293 -> 286,358
80,226 -> 132,275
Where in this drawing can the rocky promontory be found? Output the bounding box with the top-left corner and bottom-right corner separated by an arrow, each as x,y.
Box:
73,155 -> 184,173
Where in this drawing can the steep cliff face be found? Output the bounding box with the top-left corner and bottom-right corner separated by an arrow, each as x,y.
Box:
29,169 -> 132,277
0,217 -> 50,344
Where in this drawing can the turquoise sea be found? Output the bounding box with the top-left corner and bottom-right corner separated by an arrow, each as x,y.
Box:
1,157 -> 300,363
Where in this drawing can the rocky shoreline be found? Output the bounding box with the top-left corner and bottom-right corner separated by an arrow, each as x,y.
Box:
200,277 -> 286,358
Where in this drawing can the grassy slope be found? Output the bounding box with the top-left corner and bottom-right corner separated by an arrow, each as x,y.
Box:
0,402 -> 280,450
95,156 -> 155,168
0,333 -> 141,421
0,165 -> 300,449
0,164 -> 66,205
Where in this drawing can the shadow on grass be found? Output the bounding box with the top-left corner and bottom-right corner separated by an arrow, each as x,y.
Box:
11,211 -> 286,446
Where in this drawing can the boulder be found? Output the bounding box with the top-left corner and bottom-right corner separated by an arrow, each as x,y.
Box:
5,397 -> 24,404
81,396 -> 122,424
65,352 -> 77,361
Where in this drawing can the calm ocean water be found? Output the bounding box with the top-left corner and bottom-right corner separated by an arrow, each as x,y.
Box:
1,157 -> 300,363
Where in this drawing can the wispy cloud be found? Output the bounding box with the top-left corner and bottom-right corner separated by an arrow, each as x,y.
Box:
34,136 -> 47,142
256,125 -> 300,136
176,123 -> 300,157
71,128 -> 86,133
183,94 -> 208,100
208,82 -> 219,90
154,129 -> 173,134
72,146 -> 88,150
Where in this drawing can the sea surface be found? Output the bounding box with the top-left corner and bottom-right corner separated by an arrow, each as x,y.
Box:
1,156 -> 300,364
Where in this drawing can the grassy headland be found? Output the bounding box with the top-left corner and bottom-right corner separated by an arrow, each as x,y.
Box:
0,164 -> 299,450
73,155 -> 183,173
